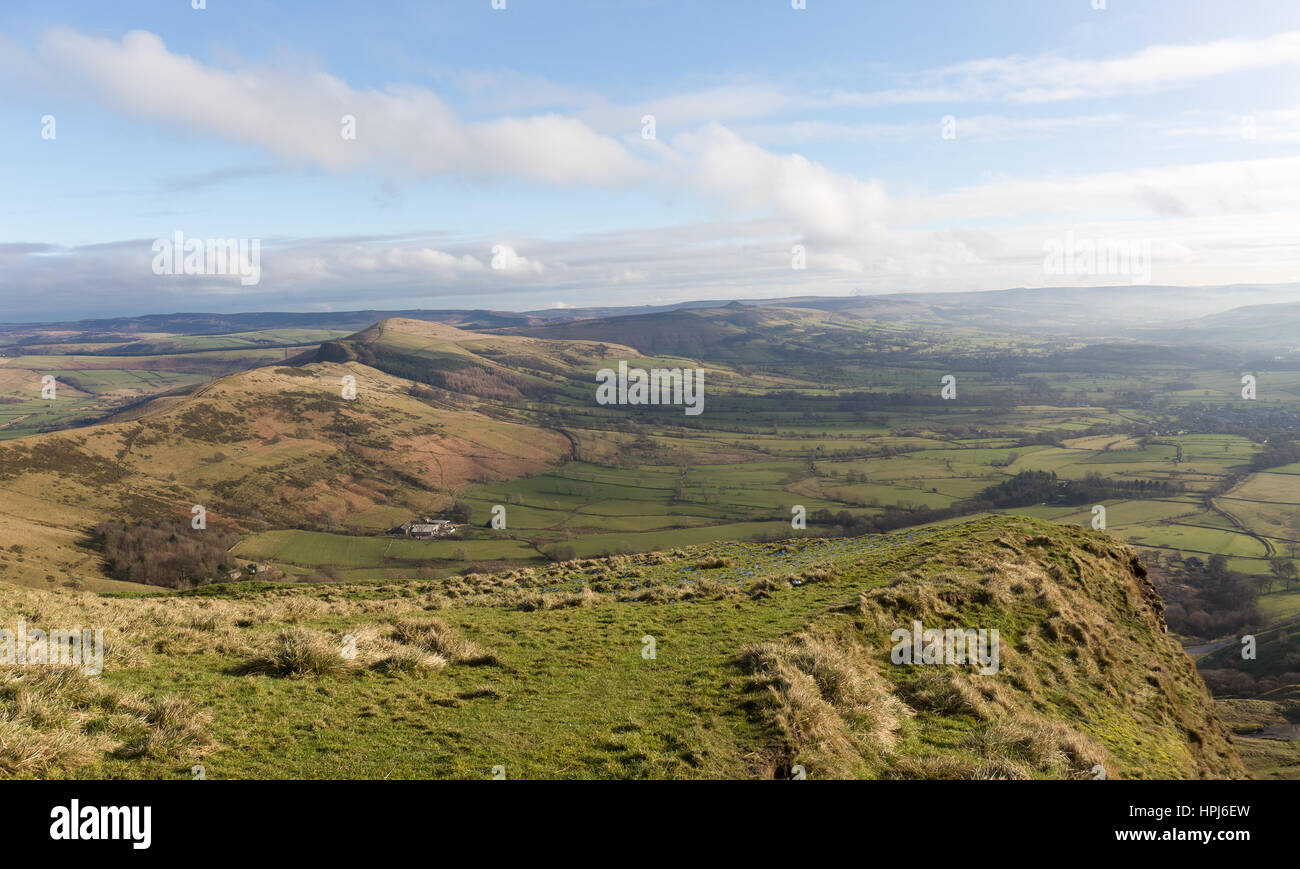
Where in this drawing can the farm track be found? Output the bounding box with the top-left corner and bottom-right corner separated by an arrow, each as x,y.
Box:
1184,635 -> 1239,657
1209,494 -> 1276,558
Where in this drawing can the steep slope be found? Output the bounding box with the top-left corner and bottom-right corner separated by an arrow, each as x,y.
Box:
0,515 -> 1243,779
0,357 -> 572,589
737,516 -> 1242,779
0,318 -> 654,589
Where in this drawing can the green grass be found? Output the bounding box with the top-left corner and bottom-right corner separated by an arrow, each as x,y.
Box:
1258,589 -> 1300,622
37,515 -> 1241,780
232,529 -> 541,567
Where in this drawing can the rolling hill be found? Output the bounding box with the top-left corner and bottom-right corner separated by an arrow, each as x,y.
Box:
1135,301 -> 1300,354
0,318 -> 643,588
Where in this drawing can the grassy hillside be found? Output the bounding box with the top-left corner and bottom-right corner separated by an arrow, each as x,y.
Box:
0,516 -> 1243,779
0,348 -> 575,588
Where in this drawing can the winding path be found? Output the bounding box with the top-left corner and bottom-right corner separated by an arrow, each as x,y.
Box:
1208,493 -> 1275,558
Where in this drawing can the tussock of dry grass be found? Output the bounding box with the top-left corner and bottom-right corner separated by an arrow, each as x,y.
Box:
372,643 -> 446,676
548,587 -> 602,609
899,669 -> 1018,721
740,630 -> 912,779
890,754 -> 987,779
237,628 -> 353,678
229,612 -> 508,678
116,695 -> 214,759
0,666 -> 210,777
388,617 -> 498,666
511,591 -> 547,612
971,719 -> 1111,779
626,579 -> 740,604
235,620 -> 492,678
748,576 -> 793,599
510,586 -> 607,611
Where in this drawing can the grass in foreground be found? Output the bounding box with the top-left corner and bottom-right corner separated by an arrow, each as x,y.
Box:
0,516 -> 1244,779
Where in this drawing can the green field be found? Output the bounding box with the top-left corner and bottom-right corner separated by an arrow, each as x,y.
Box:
233,529 -> 541,568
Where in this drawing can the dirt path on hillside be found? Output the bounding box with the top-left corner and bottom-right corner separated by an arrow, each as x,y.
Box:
1209,495 -> 1275,558
1184,635 -> 1238,657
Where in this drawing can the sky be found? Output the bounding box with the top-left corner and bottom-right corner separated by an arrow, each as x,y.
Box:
1,0 -> 1299,320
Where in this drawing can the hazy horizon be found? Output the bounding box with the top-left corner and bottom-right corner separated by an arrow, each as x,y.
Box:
5,280 -> 1300,328
4,0 -> 1300,320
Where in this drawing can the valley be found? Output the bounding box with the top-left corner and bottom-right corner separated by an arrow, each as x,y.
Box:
2,288 -> 1298,778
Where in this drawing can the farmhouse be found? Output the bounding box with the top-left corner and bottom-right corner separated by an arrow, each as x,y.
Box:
398,518 -> 457,539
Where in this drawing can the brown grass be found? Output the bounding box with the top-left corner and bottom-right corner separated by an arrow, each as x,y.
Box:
0,666 -> 211,777
740,630 -> 913,779
387,617 -> 498,666
237,628 -> 354,678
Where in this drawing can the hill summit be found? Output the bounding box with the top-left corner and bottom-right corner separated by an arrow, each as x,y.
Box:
735,515 -> 1242,779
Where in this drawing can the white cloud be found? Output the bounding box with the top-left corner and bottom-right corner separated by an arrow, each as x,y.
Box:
6,26 -> 1300,315
889,30 -> 1300,104
896,155 -> 1300,225
1163,106 -> 1300,144
489,244 -> 544,274
576,30 -> 1300,130
670,123 -> 889,240
36,29 -> 646,187
20,27 -> 1300,248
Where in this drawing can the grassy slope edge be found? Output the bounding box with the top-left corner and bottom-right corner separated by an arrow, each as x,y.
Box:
0,515 -> 1242,779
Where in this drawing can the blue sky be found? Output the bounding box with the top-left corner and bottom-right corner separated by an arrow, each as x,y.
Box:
1,0 -> 1299,319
